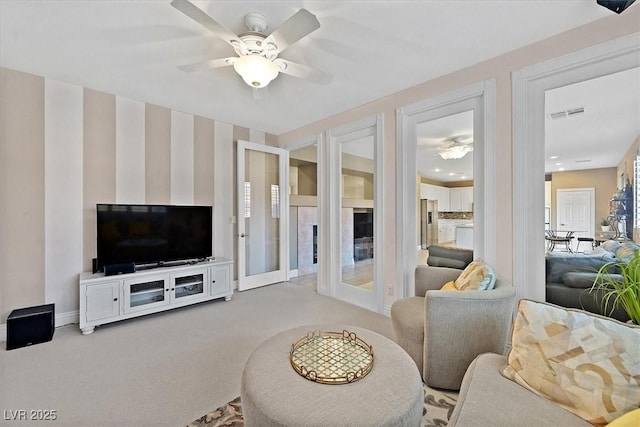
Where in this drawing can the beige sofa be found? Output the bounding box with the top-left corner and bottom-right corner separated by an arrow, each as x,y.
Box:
450,300 -> 640,426
448,353 -> 591,426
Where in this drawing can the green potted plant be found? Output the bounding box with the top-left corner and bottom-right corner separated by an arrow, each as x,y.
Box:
590,249 -> 640,324
600,218 -> 611,231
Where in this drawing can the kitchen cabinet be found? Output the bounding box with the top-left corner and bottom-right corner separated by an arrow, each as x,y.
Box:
449,187 -> 473,212
438,222 -> 457,243
421,183 -> 450,211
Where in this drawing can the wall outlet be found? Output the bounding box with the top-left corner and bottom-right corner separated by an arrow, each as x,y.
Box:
387,286 -> 394,296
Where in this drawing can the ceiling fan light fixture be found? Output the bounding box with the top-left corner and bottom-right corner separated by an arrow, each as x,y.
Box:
233,55 -> 279,88
438,144 -> 473,160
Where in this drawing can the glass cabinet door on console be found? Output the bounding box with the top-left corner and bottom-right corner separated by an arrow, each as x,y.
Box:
170,271 -> 207,303
123,275 -> 170,314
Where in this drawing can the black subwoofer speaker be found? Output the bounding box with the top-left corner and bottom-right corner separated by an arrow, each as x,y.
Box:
6,304 -> 55,350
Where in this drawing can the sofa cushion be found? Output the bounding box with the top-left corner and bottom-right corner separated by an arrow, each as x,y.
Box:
600,240 -> 621,254
502,300 -> 640,426
561,272 -> 598,289
427,245 -> 473,269
546,252 -> 616,284
440,280 -> 457,291
604,408 -> 640,427
614,242 -> 640,261
454,260 -> 495,291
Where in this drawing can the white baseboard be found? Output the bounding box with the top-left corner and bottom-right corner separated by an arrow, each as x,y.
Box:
0,310 -> 79,342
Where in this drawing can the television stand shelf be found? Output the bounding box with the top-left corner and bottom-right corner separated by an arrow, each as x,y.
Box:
79,258 -> 232,335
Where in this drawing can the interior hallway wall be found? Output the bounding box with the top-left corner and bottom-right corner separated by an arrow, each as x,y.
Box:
277,8 -> 640,306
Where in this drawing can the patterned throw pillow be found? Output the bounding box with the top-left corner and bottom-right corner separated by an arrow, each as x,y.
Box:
453,259 -> 496,290
502,300 -> 640,426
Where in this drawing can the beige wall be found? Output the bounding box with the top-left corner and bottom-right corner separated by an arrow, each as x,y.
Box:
0,68 -> 45,320
0,67 -> 275,322
278,9 -> 640,294
550,168 -> 617,231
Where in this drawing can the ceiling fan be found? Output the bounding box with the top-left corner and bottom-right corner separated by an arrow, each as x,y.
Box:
170,0 -> 328,89
438,136 -> 473,160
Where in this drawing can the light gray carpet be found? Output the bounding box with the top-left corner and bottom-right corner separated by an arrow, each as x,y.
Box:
0,281 -> 401,426
188,385 -> 458,427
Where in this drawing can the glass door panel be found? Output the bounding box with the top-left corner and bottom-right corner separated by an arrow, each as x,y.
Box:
123,275 -> 169,313
341,137 -> 375,291
172,272 -> 205,302
237,141 -> 288,291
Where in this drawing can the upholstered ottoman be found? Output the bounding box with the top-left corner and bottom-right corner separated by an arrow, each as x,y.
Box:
241,324 -> 424,427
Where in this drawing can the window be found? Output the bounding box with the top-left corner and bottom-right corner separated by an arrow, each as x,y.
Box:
271,184 -> 280,218
244,182 -> 251,218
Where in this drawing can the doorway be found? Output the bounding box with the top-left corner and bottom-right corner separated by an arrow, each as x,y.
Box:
288,139 -> 320,291
513,34 -> 640,303
328,115 -> 383,312
236,140 -> 289,291
397,80 -> 496,298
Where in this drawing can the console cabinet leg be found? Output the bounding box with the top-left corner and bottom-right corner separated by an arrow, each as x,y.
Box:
80,326 -> 95,335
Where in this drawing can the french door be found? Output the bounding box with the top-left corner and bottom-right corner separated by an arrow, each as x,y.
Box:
237,141 -> 289,291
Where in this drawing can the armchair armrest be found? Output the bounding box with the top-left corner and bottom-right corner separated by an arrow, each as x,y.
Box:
415,265 -> 463,297
422,280 -> 516,390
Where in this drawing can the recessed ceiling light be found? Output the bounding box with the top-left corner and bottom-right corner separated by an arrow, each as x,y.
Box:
434,168 -> 441,172
549,155 -> 559,159
559,167 -> 565,171
449,173 -> 454,176
555,162 -> 562,166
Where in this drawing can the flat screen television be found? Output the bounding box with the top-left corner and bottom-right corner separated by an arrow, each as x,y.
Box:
96,204 -> 212,271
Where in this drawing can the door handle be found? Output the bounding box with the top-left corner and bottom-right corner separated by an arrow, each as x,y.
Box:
240,233 -> 248,238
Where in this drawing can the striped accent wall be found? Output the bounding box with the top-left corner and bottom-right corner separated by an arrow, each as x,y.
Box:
0,66 -> 273,323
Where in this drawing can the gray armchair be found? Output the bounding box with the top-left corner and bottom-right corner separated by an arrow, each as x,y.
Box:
390,265 -> 516,390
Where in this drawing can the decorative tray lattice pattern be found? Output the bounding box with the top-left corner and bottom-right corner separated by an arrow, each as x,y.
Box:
289,330 -> 374,385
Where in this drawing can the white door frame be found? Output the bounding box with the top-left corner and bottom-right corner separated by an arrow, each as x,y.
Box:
237,140 -> 289,291
513,33 -> 639,303
396,80 -> 496,298
283,134 -> 325,292
327,115 -> 384,313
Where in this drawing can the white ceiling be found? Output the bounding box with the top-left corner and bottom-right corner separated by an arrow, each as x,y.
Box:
0,0 -> 627,138
414,67 -> 640,182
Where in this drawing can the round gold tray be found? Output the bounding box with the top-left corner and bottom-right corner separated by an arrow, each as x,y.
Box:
289,330 -> 374,385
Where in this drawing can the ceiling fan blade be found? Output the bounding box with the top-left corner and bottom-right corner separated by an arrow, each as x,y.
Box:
170,0 -> 244,50
262,9 -> 320,55
275,59 -> 330,84
177,57 -> 235,73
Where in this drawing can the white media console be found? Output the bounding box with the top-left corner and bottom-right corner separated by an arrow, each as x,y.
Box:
79,258 -> 233,334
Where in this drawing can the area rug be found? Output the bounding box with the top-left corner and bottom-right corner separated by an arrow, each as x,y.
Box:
187,385 -> 458,427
